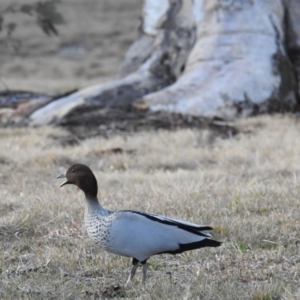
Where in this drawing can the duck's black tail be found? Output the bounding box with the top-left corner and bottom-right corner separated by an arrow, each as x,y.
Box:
160,238 -> 222,255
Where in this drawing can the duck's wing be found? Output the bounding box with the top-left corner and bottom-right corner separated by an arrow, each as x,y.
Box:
122,210 -> 213,237
108,210 -> 220,262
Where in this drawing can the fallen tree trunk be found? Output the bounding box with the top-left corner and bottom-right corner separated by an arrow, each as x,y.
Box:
29,0 -> 195,126
10,0 -> 300,125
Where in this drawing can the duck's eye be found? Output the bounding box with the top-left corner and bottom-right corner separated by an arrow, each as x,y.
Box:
72,169 -> 76,173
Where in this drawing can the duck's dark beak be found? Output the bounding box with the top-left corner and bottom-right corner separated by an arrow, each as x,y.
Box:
57,173 -> 68,187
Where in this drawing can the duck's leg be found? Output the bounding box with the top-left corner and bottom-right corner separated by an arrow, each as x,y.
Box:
141,260 -> 148,285
125,258 -> 139,287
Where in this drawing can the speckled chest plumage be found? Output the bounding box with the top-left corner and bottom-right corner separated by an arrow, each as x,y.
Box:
84,201 -> 115,250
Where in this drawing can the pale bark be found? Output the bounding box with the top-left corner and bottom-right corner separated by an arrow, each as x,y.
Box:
143,0 -> 298,119
29,0 -> 195,126
26,0 -> 300,125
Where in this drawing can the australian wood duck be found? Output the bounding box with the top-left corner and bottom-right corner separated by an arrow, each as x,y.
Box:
57,164 -> 221,286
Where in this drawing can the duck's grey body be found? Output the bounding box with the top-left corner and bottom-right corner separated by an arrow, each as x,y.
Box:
58,164 -> 221,286
85,199 -> 216,262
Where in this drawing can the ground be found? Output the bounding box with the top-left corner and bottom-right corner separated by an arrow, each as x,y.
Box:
0,1 -> 299,299
0,115 -> 300,299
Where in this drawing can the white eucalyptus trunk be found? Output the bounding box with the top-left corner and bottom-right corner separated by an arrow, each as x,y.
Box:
143,0 -> 298,119
28,0 -> 299,125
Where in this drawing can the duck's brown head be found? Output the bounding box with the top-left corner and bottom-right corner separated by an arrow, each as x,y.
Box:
57,164 -> 98,199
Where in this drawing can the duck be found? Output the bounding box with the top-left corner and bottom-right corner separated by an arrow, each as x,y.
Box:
57,164 -> 221,286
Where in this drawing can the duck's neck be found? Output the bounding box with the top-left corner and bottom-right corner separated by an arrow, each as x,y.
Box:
85,193 -> 99,203
84,195 -> 110,216
85,194 -> 101,207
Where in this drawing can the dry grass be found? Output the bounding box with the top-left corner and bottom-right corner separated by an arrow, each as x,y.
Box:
1,2 -> 298,298
0,114 -> 299,299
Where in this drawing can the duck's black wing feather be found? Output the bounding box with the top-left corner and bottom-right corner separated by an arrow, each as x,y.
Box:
122,210 -> 214,237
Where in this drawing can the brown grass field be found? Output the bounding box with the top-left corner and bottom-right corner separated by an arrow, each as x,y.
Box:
0,1 -> 300,299
0,115 -> 299,299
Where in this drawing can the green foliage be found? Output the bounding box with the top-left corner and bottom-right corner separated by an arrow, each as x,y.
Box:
238,243 -> 247,253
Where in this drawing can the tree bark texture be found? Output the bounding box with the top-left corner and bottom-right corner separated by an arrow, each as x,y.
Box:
22,0 -> 300,125
143,0 -> 299,119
